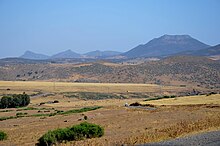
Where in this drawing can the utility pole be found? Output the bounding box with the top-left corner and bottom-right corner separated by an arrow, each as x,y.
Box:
53,81 -> 55,91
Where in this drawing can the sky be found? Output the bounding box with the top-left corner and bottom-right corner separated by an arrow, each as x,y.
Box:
0,0 -> 220,58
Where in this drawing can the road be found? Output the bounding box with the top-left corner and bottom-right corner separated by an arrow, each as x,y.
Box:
140,130 -> 220,146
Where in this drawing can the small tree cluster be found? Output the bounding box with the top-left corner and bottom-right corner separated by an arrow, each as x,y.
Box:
38,122 -> 104,146
0,94 -> 30,109
0,131 -> 7,141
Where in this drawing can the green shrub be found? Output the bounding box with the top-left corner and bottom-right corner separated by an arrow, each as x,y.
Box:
0,93 -> 30,109
0,131 -> 7,141
0,106 -> 102,121
60,106 -> 102,115
38,130 -> 57,146
37,122 -> 104,146
144,95 -> 176,101
0,116 -> 16,121
0,109 -> 13,113
16,112 -> 28,117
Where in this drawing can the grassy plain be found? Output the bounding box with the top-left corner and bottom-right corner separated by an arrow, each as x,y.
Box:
0,81 -> 219,146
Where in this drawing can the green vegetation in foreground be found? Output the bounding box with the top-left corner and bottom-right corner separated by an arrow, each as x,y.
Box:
37,122 -> 104,146
144,95 -> 176,101
0,106 -> 102,121
0,131 -> 7,141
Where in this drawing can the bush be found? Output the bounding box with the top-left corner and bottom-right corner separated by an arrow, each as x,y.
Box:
0,93 -> 30,109
37,122 -> 104,146
0,131 -> 7,141
206,92 -> 217,96
16,112 -> 28,117
144,95 -> 176,101
84,115 -> 88,120
53,100 -> 59,103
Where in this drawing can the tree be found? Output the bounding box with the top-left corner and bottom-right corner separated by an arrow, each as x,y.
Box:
0,96 -> 12,108
0,94 -> 30,109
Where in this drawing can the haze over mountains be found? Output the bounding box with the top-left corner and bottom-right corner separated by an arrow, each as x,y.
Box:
19,35 -> 219,60
84,50 -> 122,58
20,51 -> 50,60
51,50 -> 81,59
20,50 -> 122,60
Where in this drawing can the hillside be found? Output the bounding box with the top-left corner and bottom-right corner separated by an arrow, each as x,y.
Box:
177,44 -> 220,56
123,35 -> 210,58
0,56 -> 219,89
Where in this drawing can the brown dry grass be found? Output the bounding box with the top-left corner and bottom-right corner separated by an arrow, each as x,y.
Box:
0,96 -> 220,146
122,115 -> 220,145
64,105 -> 220,146
0,81 -> 220,146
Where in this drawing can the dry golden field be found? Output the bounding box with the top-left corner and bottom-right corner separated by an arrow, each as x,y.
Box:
0,81 -> 220,146
0,81 -> 189,94
140,94 -> 220,105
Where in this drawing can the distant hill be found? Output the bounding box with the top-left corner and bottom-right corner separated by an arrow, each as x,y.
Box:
50,49 -> 81,59
123,35 -> 210,58
0,58 -> 50,66
84,50 -> 122,58
20,51 -> 49,60
0,56 -> 219,89
176,44 -> 220,56
19,50 -> 121,60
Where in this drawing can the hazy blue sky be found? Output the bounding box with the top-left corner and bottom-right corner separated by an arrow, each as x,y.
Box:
0,0 -> 220,58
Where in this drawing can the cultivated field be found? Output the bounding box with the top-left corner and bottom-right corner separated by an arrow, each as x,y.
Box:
0,81 -> 220,146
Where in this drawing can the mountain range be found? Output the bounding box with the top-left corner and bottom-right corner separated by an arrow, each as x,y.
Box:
20,50 -> 122,60
19,35 -> 219,60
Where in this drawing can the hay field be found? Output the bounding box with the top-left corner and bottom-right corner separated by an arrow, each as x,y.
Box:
140,94 -> 220,105
0,81 -> 187,94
